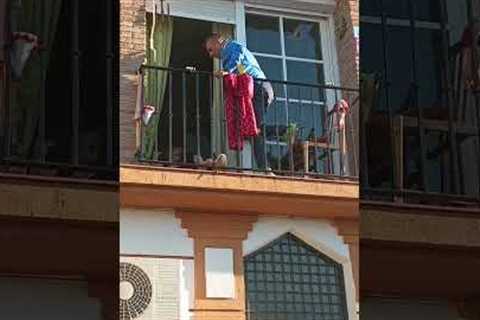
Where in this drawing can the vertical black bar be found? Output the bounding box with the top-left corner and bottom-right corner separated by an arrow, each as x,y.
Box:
312,87 -> 321,174
39,1 -> 47,162
409,0 -> 429,192
360,79 -> 370,188
334,88 -> 342,176
298,86 -> 303,174
3,67 -> 11,158
72,0 -> 80,165
286,83 -> 294,173
140,70 -> 145,160
1,63 -> 7,157
221,78 -> 227,154
105,0 -> 113,167
350,92 -> 359,177
469,0 -> 480,199
168,72 -> 173,162
236,95 -> 241,169
250,136 -> 254,170
154,70 -> 160,159
262,83 -> 267,172
249,82 -> 255,170
195,72 -> 201,158
209,74 -> 215,156
380,0 -> 397,199
275,90 -> 280,171
439,0 -> 461,194
182,72 -> 187,163
2,2 -> 11,158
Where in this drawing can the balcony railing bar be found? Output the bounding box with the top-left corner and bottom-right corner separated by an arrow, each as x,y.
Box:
140,65 -> 359,92
362,187 -> 480,205
136,159 -> 359,181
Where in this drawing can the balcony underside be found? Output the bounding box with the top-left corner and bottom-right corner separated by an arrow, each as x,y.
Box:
120,164 -> 358,219
361,239 -> 480,298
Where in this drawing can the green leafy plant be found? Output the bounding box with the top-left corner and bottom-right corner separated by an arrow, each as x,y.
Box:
281,122 -> 299,144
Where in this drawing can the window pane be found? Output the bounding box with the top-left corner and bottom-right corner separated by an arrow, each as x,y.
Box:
286,61 -> 325,101
255,56 -> 283,81
360,0 -> 382,16
287,102 -> 324,141
360,22 -> 387,112
414,0 -> 441,22
415,29 -> 444,112
458,135 -> 480,197
283,19 -> 322,60
403,128 -> 423,191
446,0 -> 469,44
424,130 -> 451,193
386,26 -> 413,114
264,100 -> 287,141
246,14 -> 281,55
383,0 -> 409,19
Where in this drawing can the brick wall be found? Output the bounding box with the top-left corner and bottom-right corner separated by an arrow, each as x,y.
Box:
334,0 -> 359,176
120,0 -> 146,162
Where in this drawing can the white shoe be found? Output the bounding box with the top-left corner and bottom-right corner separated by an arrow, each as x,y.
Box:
213,153 -> 228,168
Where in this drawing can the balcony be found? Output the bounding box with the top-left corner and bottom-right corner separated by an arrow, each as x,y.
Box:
360,74 -> 480,209
0,0 -> 117,183
134,65 -> 359,182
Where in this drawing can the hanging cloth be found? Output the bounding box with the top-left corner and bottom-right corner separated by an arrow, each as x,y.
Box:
333,99 -> 350,174
9,0 -> 63,159
459,24 -> 480,89
223,73 -> 259,150
141,13 -> 173,160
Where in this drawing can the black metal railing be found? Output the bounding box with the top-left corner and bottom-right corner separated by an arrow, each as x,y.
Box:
0,0 -> 117,181
136,65 -> 359,180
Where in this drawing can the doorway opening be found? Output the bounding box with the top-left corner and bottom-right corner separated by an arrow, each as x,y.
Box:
157,17 -> 214,162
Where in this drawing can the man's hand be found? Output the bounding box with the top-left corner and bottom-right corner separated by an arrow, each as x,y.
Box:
262,81 -> 275,106
214,70 -> 228,78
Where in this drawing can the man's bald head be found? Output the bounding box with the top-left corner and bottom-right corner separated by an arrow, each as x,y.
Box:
204,33 -> 223,59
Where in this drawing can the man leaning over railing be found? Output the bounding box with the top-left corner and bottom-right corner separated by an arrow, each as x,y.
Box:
204,33 -> 274,173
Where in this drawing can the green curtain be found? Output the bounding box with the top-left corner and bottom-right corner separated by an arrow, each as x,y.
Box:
141,13 -> 173,160
212,23 -> 233,161
9,0 -> 62,160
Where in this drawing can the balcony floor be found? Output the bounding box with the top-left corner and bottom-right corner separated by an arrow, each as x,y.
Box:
120,163 -> 359,219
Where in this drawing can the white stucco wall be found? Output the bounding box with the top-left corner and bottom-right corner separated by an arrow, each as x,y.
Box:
120,208 -> 193,257
120,209 -> 195,320
121,209 -> 357,319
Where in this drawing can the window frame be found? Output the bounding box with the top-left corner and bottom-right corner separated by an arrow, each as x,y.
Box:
244,232 -> 349,320
245,10 -> 339,144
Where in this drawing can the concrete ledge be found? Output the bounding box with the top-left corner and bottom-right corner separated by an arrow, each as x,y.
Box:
120,165 -> 358,219
0,179 -> 118,222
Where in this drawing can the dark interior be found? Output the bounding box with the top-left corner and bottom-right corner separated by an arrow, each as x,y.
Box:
157,17 -> 213,162
1,0 -> 118,178
46,0 -> 113,166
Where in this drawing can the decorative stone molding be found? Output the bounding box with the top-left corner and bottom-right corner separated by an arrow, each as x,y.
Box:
176,211 -> 257,320
334,218 -> 359,300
